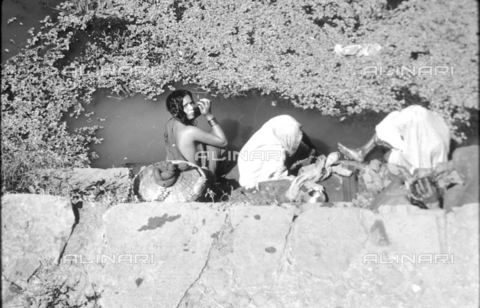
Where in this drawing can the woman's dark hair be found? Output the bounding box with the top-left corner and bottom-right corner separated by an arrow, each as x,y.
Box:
166,89 -> 195,125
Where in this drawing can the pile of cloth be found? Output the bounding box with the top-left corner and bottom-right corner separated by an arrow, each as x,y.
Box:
286,152 -> 353,203
151,161 -> 180,187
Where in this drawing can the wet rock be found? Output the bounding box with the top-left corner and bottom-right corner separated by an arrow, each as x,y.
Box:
370,219 -> 390,246
265,246 -> 277,253
1,195 -> 75,287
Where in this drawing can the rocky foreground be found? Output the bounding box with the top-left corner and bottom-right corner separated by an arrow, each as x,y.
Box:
2,146 -> 479,308
2,198 -> 478,308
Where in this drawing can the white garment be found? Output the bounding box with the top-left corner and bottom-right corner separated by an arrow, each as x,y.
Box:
238,115 -> 303,189
375,105 -> 450,172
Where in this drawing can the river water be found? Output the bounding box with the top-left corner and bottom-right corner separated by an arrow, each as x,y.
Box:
65,87 -> 382,168
1,0 -> 64,63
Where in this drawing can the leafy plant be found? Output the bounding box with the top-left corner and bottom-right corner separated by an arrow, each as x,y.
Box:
17,258 -> 101,308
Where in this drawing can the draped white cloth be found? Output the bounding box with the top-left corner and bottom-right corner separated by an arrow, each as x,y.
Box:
238,115 -> 303,189
375,105 -> 450,172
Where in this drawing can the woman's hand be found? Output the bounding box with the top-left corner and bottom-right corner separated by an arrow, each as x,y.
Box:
198,98 -> 213,118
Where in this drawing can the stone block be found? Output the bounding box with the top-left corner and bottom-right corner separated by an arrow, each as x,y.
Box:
177,204 -> 296,307
1,194 -> 75,285
93,202 -> 228,308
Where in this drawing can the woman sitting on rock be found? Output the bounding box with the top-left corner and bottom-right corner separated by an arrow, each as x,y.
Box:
338,105 -> 451,173
237,115 -> 317,189
164,89 -> 228,176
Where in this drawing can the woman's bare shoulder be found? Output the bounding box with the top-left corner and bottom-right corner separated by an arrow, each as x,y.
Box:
175,124 -> 203,138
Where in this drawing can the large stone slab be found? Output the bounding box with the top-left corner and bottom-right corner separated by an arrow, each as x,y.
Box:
178,204 -> 296,307
92,202 -> 228,308
1,194 -> 75,285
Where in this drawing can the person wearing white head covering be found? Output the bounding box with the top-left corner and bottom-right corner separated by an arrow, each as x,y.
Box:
338,105 -> 451,173
238,115 -> 304,189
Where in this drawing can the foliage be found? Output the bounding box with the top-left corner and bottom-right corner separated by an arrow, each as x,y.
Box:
16,258 -> 101,308
2,0 -> 478,192
24,169 -> 133,206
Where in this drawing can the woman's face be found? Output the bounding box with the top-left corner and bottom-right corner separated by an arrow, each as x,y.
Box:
182,95 -> 195,120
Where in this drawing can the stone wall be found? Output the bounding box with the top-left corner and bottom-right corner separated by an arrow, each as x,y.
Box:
2,196 -> 478,307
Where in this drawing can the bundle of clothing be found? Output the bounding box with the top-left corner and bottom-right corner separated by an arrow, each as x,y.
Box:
285,152 -> 353,202
151,161 -> 180,187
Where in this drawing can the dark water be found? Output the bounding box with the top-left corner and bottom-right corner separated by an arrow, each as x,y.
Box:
1,0 -> 64,63
66,86 -> 383,168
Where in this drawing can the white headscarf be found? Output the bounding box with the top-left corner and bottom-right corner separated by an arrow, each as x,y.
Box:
376,105 -> 450,172
238,115 -> 303,188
